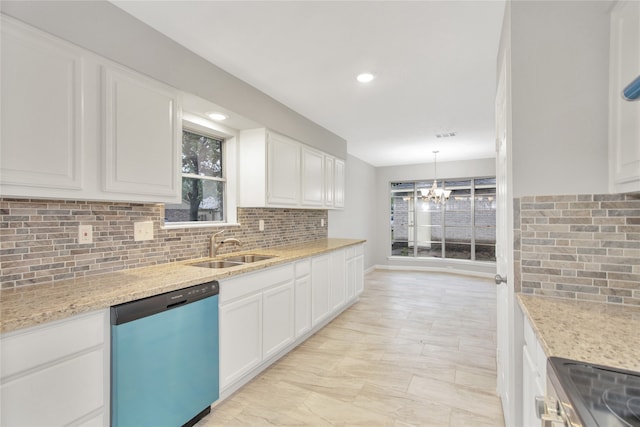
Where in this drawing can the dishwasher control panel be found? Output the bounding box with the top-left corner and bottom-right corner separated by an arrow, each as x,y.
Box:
111,280 -> 219,325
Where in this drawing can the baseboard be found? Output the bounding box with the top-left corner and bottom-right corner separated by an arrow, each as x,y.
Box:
372,264 -> 495,279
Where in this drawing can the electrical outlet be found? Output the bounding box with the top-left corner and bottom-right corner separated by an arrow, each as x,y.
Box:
78,225 -> 93,244
259,219 -> 265,231
321,218 -> 325,227
134,221 -> 154,241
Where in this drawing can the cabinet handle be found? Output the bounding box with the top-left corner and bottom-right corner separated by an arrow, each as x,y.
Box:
495,274 -> 507,285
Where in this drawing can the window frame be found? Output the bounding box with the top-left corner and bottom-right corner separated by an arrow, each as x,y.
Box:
163,116 -> 238,229
390,176 -> 496,262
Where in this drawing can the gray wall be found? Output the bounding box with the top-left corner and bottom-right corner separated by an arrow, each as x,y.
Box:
0,0 -> 347,159
374,157 -> 497,274
509,1 -> 611,197
328,155 -> 377,270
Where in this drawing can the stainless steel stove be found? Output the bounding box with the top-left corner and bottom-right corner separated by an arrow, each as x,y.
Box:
542,357 -> 640,427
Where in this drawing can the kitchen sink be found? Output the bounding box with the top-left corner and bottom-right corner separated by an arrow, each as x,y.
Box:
222,254 -> 276,263
189,254 -> 276,269
189,260 -> 244,269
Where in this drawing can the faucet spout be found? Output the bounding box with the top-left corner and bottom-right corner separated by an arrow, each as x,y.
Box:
210,231 -> 242,257
210,230 -> 225,258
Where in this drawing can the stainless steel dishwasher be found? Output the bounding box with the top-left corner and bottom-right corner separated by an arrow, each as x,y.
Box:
111,281 -> 219,427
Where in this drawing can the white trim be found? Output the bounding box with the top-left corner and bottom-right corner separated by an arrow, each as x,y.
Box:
162,222 -> 241,230
375,262 -> 495,279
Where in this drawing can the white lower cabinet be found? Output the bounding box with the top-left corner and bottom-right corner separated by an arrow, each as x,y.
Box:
522,315 -> 547,427
0,310 -> 110,427
329,249 -> 346,311
262,281 -> 295,359
294,260 -> 312,338
346,244 -> 365,297
219,292 -> 263,389
219,245 -> 364,397
311,255 -> 331,326
219,264 -> 294,392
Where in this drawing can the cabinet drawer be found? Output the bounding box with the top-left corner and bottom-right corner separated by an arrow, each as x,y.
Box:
1,348 -> 104,426
220,264 -> 294,303
1,310 -> 106,379
355,244 -> 364,256
295,259 -> 311,277
345,247 -> 356,258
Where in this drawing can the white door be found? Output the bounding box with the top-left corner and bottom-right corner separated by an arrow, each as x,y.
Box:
496,53 -> 515,426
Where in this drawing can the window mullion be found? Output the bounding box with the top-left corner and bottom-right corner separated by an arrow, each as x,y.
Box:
471,179 -> 476,261
182,173 -> 226,183
413,182 -> 418,257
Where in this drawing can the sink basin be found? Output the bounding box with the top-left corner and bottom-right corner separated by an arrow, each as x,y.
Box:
189,260 -> 244,269
222,254 -> 275,263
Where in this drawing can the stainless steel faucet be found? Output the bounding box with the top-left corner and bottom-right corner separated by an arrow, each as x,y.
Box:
210,230 -> 242,257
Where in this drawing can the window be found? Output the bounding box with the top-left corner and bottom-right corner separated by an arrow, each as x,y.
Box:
390,177 -> 496,261
165,129 -> 226,224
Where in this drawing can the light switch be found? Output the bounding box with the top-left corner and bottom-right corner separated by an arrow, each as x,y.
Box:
134,221 -> 154,241
259,219 -> 265,231
78,225 -> 93,244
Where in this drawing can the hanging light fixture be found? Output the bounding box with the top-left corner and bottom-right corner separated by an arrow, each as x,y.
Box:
421,150 -> 451,204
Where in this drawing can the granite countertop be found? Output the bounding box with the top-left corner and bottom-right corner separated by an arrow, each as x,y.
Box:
517,294 -> 640,372
0,238 -> 365,334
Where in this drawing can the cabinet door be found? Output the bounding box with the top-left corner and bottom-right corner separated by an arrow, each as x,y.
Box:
301,147 -> 325,206
324,156 -> 335,207
1,17 -> 85,193
355,255 -> 364,295
2,349 -> 105,427
294,274 -> 312,337
609,1 -> 640,193
522,345 -> 537,427
263,281 -> 295,359
346,258 -> 356,301
334,158 -> 346,208
266,132 -> 300,206
220,293 -> 262,389
329,249 -> 346,311
103,65 -> 181,202
311,255 -> 330,325
0,310 -> 108,427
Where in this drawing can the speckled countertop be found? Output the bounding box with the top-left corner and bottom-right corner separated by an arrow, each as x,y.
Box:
518,294 -> 640,372
0,238 -> 364,334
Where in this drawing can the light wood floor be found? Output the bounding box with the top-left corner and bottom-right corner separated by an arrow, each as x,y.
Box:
198,270 -> 505,426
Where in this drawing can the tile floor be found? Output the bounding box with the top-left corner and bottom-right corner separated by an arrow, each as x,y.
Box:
198,270 -> 505,426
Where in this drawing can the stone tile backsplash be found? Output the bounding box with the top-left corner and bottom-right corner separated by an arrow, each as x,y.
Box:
515,193 -> 640,307
0,199 -> 327,289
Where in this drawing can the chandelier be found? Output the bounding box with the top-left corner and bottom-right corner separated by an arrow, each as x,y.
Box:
421,150 -> 451,204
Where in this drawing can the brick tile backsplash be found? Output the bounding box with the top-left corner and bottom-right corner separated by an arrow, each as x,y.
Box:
0,199 -> 327,289
515,193 -> 640,307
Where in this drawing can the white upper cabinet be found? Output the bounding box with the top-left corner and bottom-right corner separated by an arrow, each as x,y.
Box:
0,16 -> 181,203
238,128 -> 345,209
324,156 -> 335,207
334,158 -> 346,208
267,132 -> 301,206
301,146 -> 325,206
609,1 -> 640,194
238,128 -> 300,207
102,65 -> 181,200
1,16 -> 86,195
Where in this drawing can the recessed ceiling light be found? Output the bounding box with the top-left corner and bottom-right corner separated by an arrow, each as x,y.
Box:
207,112 -> 227,121
356,73 -> 375,83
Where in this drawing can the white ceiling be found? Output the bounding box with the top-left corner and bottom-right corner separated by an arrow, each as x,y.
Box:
112,1 -> 506,167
